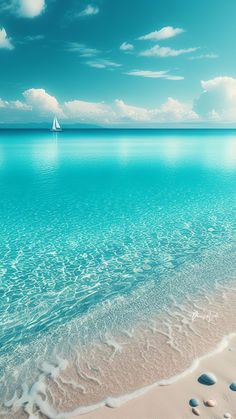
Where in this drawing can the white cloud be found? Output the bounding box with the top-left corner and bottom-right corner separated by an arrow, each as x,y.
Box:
0,99 -> 30,110
10,100 -> 31,110
0,28 -> 14,50
120,42 -> 134,51
24,34 -> 45,42
165,75 -> 185,81
114,98 -> 197,122
154,97 -> 198,121
63,97 -> 197,124
138,26 -> 185,41
17,0 -> 45,18
125,69 -> 184,80
0,99 -> 6,108
0,90 -> 198,125
194,76 -> 236,121
140,45 -> 198,57
0,0 -> 45,17
23,88 -> 63,115
189,53 -> 218,60
78,4 -> 99,17
66,44 -> 120,69
64,100 -> 114,123
5,77 -> 236,125
64,97 -> 197,124
115,99 -> 151,121
86,59 -> 121,69
66,43 -> 100,57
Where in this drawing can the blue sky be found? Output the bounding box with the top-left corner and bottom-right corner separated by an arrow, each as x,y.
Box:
1,0 -> 236,126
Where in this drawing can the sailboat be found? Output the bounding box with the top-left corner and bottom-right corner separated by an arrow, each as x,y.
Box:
51,116 -> 62,132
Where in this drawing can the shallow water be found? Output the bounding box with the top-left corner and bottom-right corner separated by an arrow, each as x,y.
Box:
0,129 -> 236,417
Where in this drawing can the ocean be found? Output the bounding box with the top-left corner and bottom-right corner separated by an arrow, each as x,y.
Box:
0,129 -> 236,418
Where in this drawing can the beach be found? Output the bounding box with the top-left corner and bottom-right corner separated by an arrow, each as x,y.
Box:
82,334 -> 236,419
3,277 -> 235,419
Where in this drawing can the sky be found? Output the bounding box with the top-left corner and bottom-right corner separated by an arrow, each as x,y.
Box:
0,0 -> 236,126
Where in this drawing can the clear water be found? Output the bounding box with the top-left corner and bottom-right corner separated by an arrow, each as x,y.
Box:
0,129 -> 236,415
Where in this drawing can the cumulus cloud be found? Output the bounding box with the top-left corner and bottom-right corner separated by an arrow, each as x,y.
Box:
0,28 -> 14,50
155,97 -> 198,121
114,98 -> 197,122
63,98 -> 197,124
0,0 -> 45,17
194,76 -> 236,121
140,45 -> 198,57
138,26 -> 185,41
78,4 -> 99,17
125,69 -> 184,80
0,99 -> 30,110
0,89 -> 199,125
120,42 -> 134,51
115,99 -> 151,121
5,77 -> 236,125
17,0 -> 45,18
23,88 -> 63,115
12,100 -> 31,110
64,100 -> 114,123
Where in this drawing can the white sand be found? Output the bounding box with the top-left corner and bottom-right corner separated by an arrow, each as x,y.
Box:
78,335 -> 236,419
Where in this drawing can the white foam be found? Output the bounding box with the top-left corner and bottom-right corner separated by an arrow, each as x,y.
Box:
104,335 -> 123,358
8,332 -> 235,419
68,332 -> 236,416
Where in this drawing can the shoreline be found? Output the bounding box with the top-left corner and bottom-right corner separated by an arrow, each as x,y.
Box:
2,279 -> 236,418
27,332 -> 236,418
79,333 -> 236,418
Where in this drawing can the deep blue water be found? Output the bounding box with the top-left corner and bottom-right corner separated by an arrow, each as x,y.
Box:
0,129 -> 236,363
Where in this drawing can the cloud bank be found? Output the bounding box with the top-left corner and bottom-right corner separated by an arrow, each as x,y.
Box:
64,100 -> 112,123
0,88 -> 197,124
2,77 -> 236,125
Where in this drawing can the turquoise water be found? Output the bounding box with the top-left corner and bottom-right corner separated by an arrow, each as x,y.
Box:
0,129 -> 236,414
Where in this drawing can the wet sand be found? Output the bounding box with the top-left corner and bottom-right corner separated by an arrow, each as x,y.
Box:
81,334 -> 236,419
2,282 -> 236,418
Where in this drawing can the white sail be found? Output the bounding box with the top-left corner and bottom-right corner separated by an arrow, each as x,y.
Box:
55,117 -> 61,130
51,117 -> 61,132
52,117 -> 56,131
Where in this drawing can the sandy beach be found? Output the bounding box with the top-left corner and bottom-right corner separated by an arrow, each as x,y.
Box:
3,279 -> 236,419
81,334 -> 236,419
